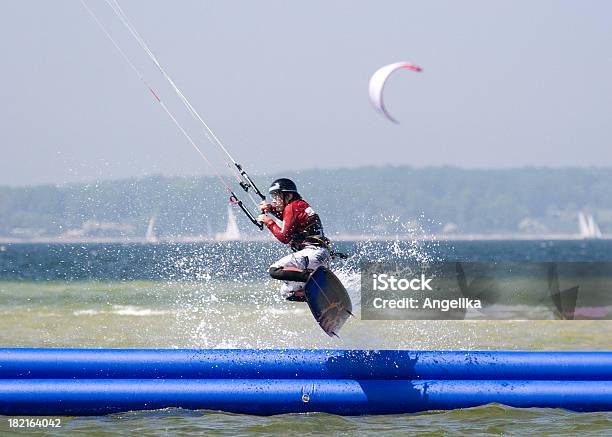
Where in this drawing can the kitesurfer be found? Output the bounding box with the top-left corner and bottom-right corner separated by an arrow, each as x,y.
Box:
257,178 -> 330,302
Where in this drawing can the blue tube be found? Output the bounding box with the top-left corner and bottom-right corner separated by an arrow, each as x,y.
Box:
1,349 -> 612,416
0,379 -> 611,416
1,349 -> 612,380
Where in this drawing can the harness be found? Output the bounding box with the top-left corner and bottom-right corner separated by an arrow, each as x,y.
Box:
290,215 -> 330,252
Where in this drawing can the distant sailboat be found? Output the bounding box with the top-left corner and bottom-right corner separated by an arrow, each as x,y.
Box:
578,212 -> 590,238
215,206 -> 241,241
587,215 -> 602,238
578,212 -> 602,239
145,216 -> 158,243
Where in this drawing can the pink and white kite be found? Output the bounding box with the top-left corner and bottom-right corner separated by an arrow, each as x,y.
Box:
368,62 -> 422,123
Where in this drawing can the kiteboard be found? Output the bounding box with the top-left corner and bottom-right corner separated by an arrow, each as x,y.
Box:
304,266 -> 353,337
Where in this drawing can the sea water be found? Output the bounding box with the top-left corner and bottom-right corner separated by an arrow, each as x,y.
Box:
0,240 -> 611,435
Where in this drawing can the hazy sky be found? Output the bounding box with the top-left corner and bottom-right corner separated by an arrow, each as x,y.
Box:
1,0 -> 611,186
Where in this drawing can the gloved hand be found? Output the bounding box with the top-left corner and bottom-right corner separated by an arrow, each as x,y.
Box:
258,201 -> 272,213
257,214 -> 273,226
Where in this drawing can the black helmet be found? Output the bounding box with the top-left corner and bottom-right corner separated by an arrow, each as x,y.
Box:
269,178 -> 298,195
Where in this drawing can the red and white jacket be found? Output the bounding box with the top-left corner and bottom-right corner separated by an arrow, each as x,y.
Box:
266,199 -> 328,251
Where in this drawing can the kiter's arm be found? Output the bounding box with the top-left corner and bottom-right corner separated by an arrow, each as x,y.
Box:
258,205 -> 296,244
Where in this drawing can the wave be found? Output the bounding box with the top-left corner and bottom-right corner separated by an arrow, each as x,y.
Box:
73,305 -> 171,317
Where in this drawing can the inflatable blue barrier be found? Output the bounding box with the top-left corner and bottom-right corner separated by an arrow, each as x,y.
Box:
1,349 -> 611,415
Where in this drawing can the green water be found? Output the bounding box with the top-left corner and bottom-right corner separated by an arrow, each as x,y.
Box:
1,280 -> 611,435
1,406 -> 611,436
1,280 -> 612,350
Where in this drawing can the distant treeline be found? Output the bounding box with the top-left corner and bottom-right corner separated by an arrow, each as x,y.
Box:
1,166 -> 611,237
